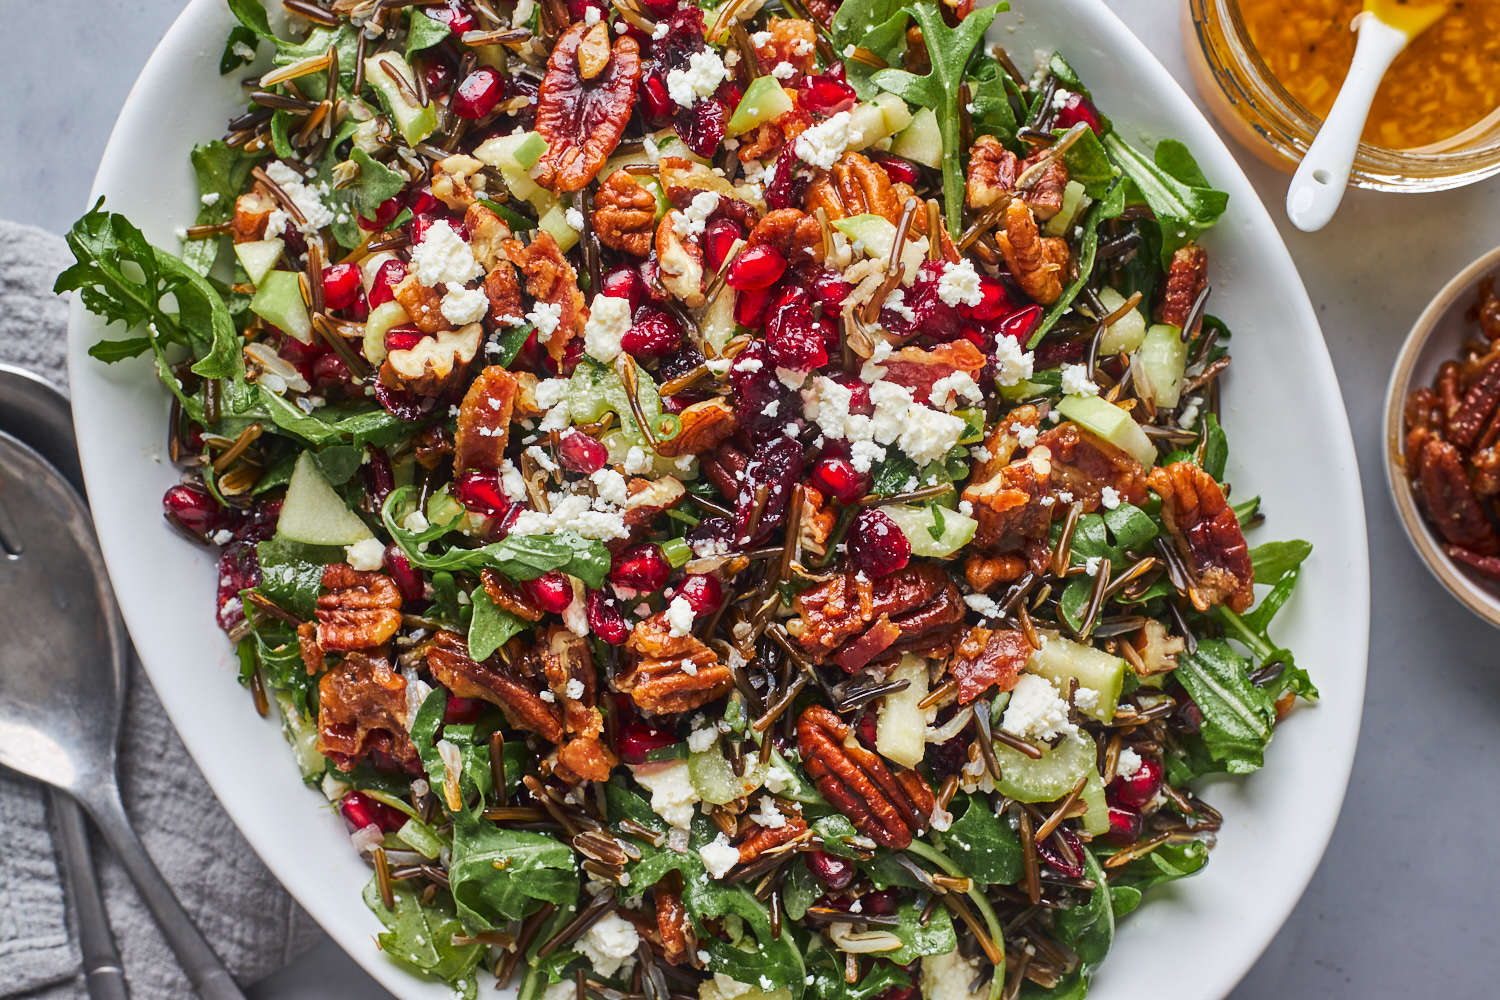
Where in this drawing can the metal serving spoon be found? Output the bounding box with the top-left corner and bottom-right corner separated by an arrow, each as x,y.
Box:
0,365 -> 125,1000
0,429 -> 247,1000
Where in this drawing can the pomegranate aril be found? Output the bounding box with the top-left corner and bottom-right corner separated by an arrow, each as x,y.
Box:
798,68 -> 857,117
406,213 -> 441,247
215,541 -> 261,632
443,696 -> 485,724
312,351 -> 351,388
587,589 -> 630,644
725,243 -> 787,291
424,0 -> 478,34
620,307 -> 684,357
359,196 -> 402,232
703,217 -> 742,273
677,574 -> 722,614
640,73 -> 676,128
385,325 -> 426,354
453,470 -> 514,518
1104,801 -> 1143,846
600,264 -> 646,314
849,508 -> 911,578
610,543 -> 671,592
523,571 -> 575,614
872,154 -> 921,186
997,304 -> 1044,344
1053,92 -> 1105,134
557,429 -> 609,474
339,790 -> 406,833
1112,754 -> 1164,809
734,285 -> 774,328
831,373 -> 873,416
453,66 -> 503,119
860,889 -> 898,916
423,57 -> 456,99
615,720 -> 677,764
809,456 -> 869,505
804,850 -> 855,891
384,544 -> 426,602
406,188 -> 442,217
321,262 -> 361,310
961,276 -> 1012,322
369,259 -> 407,308
163,483 -> 225,536
855,710 -> 878,751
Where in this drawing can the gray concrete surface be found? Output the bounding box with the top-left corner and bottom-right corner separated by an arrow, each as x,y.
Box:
6,0 -> 1498,996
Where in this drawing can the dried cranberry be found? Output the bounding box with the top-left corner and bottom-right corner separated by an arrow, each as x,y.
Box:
849,508 -> 910,578
1031,339 -> 1086,369
809,456 -> 869,505
557,429 -> 609,474
1170,689 -> 1204,734
621,307 -> 684,357
1053,91 -> 1105,134
234,497 -> 282,543
861,889 -> 899,916
765,286 -> 831,372
615,720 -> 677,764
804,850 -> 855,891
565,0 -> 608,21
423,0 -> 478,35
1104,801 -> 1143,846
640,72 -> 676,129
658,341 -> 707,385
339,790 -> 407,833
675,97 -> 728,159
677,574 -> 722,614
799,65 -> 857,117
362,447 -> 395,512
444,696 -> 485,724
734,286 -> 775,328
557,337 -> 586,376
359,196 -> 402,232
384,543 -> 426,602
650,7 -> 708,67
733,436 -> 804,546
880,260 -> 960,341
927,732 -> 970,777
215,541 -> 260,632
311,352 -> 351,389
523,571 -> 575,614
686,515 -> 735,554
997,304 -> 1044,345
600,264 -> 646,314
874,987 -> 919,1000
726,243 -> 787,291
871,153 -> 921,186
611,543 -> 671,592
960,276 -> 1012,322
1112,754 -> 1164,809
587,589 -> 630,644
454,470 -> 513,518
703,218 -> 742,274
453,66 -> 503,119
855,709 -> 878,750
810,271 -> 851,311
727,340 -> 791,440
1034,827 -> 1086,880
368,259 -> 407,308
384,325 -> 426,354
163,483 -> 226,537
765,146 -> 814,211
280,220 -> 307,257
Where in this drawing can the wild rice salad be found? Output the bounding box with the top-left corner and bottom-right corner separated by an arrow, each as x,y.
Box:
62,0 -> 1317,996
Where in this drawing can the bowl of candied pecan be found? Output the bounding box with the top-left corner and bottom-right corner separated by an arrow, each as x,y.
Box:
1388,244 -> 1500,625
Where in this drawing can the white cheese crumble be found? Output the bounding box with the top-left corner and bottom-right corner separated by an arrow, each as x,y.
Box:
509,493 -> 628,540
670,191 -> 720,239
590,467 -> 629,506
632,759 -> 700,828
1074,686 -> 1100,712
936,258 -> 983,307
687,726 -> 719,753
440,286 -> 489,326
565,677 -> 586,700
262,161 -> 336,235
963,593 -> 1001,618
410,220 -> 482,287
1011,421 -> 1039,448
200,191 -> 221,207
750,796 -> 787,829
583,293 -> 633,362
793,111 -> 853,170
922,950 -> 985,1000
666,49 -> 729,108
527,300 -> 565,343
1001,673 -> 1077,742
344,537 -> 386,572
1116,747 -> 1143,778
1099,485 -> 1121,510
576,912 -> 639,979
992,336 -> 1035,387
699,833 -> 741,878
928,371 -> 982,411
771,61 -> 797,80
665,595 -> 695,637
1060,363 -> 1099,397
565,206 -> 585,231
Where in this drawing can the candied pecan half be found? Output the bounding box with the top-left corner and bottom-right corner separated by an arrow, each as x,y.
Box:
963,440 -> 1054,551
879,581 -> 965,662
454,365 -> 519,472
412,424 -> 454,470
1155,245 -> 1208,332
1018,148 -> 1069,221
480,568 -> 544,622
806,152 -> 913,226
799,486 -> 838,558
796,705 -> 934,850
655,871 -> 698,967
654,398 -> 736,457
1148,461 -> 1255,613
465,202 -> 511,271
620,612 -> 735,713
1417,437 -> 1500,555
484,262 -> 524,326
392,273 -> 451,335
380,324 -> 482,398
1473,445 -> 1500,497
795,563 -> 960,667
793,568 -> 875,658
737,810 -> 809,862
528,626 -> 617,783
950,626 -> 1030,703
966,136 -> 1018,212
232,189 -> 275,243
297,620 -> 325,675
655,214 -> 705,307
996,198 -> 1067,305
317,564 -> 402,651
746,208 -> 825,272
738,122 -> 786,164
317,649 -> 419,771
1471,276 -> 1500,341
1038,421 -> 1150,511
532,22 -> 641,193
426,630 -> 566,742
1445,543 -> 1500,579
752,17 -> 819,75
1446,356 -> 1500,450
431,153 -> 485,211
1437,360 -> 1465,425
1130,620 -> 1185,675
964,552 -> 1026,593
593,169 -> 659,257
503,231 -> 587,362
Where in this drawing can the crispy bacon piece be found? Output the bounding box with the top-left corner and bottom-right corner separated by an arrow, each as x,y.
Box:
503,231 -> 587,363
532,23 -> 641,192
963,420 -> 1054,551
316,565 -> 403,651
950,626 -> 1030,703
1417,437 -> 1500,555
620,613 -> 735,713
426,630 -> 566,743
1037,421 -> 1150,511
317,650 -> 420,771
832,616 -> 901,673
752,17 -> 819,75
1155,245 -> 1208,332
454,366 -> 518,472
480,568 -> 544,622
878,341 -> 987,409
1148,461 -> 1255,613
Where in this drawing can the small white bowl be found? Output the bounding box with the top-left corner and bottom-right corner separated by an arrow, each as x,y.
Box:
1385,245 -> 1500,627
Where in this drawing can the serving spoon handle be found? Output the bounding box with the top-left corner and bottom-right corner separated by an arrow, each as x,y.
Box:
77,783 -> 248,1000
52,789 -> 130,1000
1285,14 -> 1408,232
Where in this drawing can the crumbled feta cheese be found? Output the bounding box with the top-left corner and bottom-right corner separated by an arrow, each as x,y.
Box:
528,300 -> 565,343
1084,555 -> 1102,577
793,111 -> 853,170
576,912 -> 639,978
262,161 -> 336,235
1001,673 -> 1077,742
584,5 -> 601,23
440,285 -> 489,326
764,764 -> 794,795
667,49 -> 729,108
653,20 -> 671,39
509,493 -> 628,540
583,293 -> 632,362
410,220 -> 482,286
992,336 -> 1035,387
1051,88 -> 1075,110
344,537 -> 386,572
922,950 -> 985,1000
928,372 -> 982,411
565,678 -> 586,700
1060,363 -> 1099,397
699,833 -> 741,878
670,191 -> 720,239
624,446 -> 654,475
1099,485 -> 1121,510
402,510 -> 430,532
1074,686 -> 1100,712
963,593 -> 1001,618
211,528 -> 234,546
751,796 -> 787,829
1116,747 -> 1143,778
632,759 -> 699,828
771,61 -> 797,80
750,30 -> 773,45
687,726 -> 718,753
590,466 -> 629,506
1011,421 -> 1039,448
1178,396 -> 1202,429
936,258 -> 983,307
200,191 -> 221,207
231,40 -> 256,61
565,206 -> 585,231
665,595 -> 695,637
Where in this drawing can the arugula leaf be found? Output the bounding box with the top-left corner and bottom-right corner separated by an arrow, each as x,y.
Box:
185,140 -> 262,275
490,322 -> 535,368
1051,847 -> 1113,975
1195,412 -> 1229,480
227,0 -> 275,39
255,535 -> 340,617
448,805 -> 580,930
782,859 -> 820,921
245,617 -> 313,699
1249,539 -> 1312,584
829,0 -> 910,96
1059,127 -> 1116,199
870,2 -> 1004,237
87,337 -> 152,363
58,203 -> 242,381
966,57 -> 1023,148
944,794 -> 1023,884
346,147 -> 407,220
1173,639 -> 1274,773
1218,567 -> 1318,701
469,586 -> 530,661
1103,840 -> 1209,918
221,26 -> 259,75
807,956 -> 911,1000
362,879 -> 484,998
311,444 -> 363,484
407,7 -> 453,55
1101,134 -> 1228,267
684,882 -> 806,998
881,901 -> 957,965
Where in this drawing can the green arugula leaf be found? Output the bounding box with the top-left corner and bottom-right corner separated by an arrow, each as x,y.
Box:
1059,127 -> 1116,200
490,322 -> 535,368
1218,566 -> 1318,701
227,0 -> 275,39
1102,840 -> 1209,918
185,140 -> 262,275
87,337 -> 152,363
869,2 -> 1004,237
347,147 -> 408,220
448,806 -> 580,930
468,586 -> 531,662
311,444 -> 363,485
1173,639 -> 1274,773
1248,539 -> 1312,584
966,56 -> 1022,148
1101,134 -> 1228,267
407,7 -> 453,55
944,793 -> 1023,884
362,879 -> 485,998
885,901 -> 957,965
1051,847 -> 1113,974
782,859 -> 820,921
221,26 -> 259,75
255,535 -> 341,617
829,0 -> 910,96
807,955 -> 911,1000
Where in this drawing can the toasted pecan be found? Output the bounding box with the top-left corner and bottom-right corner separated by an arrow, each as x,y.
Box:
316,564 -> 402,651
796,705 -> 934,850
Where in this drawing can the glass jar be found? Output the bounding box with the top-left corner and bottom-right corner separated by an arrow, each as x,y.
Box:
1182,0 -> 1500,192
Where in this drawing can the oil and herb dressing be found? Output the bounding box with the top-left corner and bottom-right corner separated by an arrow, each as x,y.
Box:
1239,0 -> 1500,149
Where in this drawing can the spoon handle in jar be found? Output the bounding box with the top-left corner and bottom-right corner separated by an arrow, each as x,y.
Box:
78,783 -> 249,1000
1285,14 -> 1409,232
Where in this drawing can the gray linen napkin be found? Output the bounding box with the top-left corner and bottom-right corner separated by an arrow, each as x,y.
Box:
0,220 -> 321,999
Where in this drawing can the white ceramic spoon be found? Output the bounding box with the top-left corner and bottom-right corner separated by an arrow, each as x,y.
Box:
1285,0 -> 1448,232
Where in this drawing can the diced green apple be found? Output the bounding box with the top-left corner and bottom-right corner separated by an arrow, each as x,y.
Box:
536,199 -> 579,252
889,107 -> 941,168
876,656 -> 929,768
363,53 -> 437,146
1133,323 -> 1191,409
363,299 -> 410,367
688,748 -> 765,804
1079,769 -> 1110,836
830,214 -> 927,274
1056,394 -> 1156,469
883,503 -> 977,559
250,270 -> 312,344
727,77 -> 795,137
1096,286 -> 1148,355
234,238 -> 284,286
874,92 -> 914,135
277,452 -> 375,546
1042,180 -> 1090,238
1026,633 -> 1125,723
